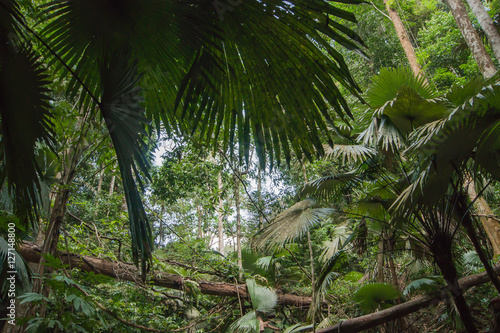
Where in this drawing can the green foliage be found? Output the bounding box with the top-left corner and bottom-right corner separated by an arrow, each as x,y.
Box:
353,283 -> 400,313
403,276 -> 444,296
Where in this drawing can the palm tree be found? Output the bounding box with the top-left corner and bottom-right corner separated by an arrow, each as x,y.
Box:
262,67 -> 500,331
0,0 -> 365,277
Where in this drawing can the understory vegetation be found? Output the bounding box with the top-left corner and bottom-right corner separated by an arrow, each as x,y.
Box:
3,0 -> 500,332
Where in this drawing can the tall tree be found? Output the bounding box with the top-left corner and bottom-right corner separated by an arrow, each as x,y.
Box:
446,0 -> 496,77
383,0 -> 424,77
466,0 -> 500,61
218,170 -> 225,256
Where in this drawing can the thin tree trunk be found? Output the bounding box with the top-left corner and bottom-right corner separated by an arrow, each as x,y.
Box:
446,0 -> 496,78
466,0 -> 500,62
457,194 -> 500,293
307,230 -> 316,331
109,174 -> 116,196
218,171 -> 224,255
197,205 -> 203,239
234,175 -> 243,279
467,180 -> 500,256
383,0 -> 425,78
377,238 -> 385,282
96,167 -> 104,194
257,167 -> 264,230
430,235 -> 478,332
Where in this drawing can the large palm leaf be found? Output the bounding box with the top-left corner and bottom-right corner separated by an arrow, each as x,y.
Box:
99,55 -> 153,271
0,18 -> 55,223
40,0 -> 365,166
27,0 -> 367,270
252,199 -> 333,250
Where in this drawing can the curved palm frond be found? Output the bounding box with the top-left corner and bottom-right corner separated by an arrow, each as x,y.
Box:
252,199 -> 333,250
0,236 -> 32,298
41,0 -> 365,167
324,143 -> 377,164
403,276 -> 444,297
365,67 -> 439,108
99,55 -> 153,272
300,172 -> 361,200
246,278 -> 278,312
0,44 -> 54,221
227,311 -> 260,333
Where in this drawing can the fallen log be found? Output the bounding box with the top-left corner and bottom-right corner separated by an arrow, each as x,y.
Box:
18,241 -> 312,307
317,264 -> 500,333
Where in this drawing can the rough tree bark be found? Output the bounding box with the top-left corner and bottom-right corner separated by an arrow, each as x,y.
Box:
446,0 -> 496,78
466,0 -> 500,61
383,0 -> 424,78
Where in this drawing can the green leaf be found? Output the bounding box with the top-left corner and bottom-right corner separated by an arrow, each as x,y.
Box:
353,283 -> 400,313
252,199 -> 333,249
246,279 -> 277,312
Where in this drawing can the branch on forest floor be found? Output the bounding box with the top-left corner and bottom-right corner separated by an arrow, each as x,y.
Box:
160,258 -> 227,278
18,241 -> 315,307
316,263 -> 500,333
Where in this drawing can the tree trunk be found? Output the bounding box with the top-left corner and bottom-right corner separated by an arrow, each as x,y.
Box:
446,0 -> 496,78
218,171 -> 224,255
307,230 -> 316,329
457,194 -> 500,293
383,0 -> 425,78
257,167 -> 264,230
467,180 -> 500,257
466,0 -> 500,62
234,175 -> 243,279
376,238 -> 385,282
197,205 -> 203,239
430,235 -> 478,332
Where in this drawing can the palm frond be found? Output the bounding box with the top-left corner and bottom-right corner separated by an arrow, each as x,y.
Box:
353,283 -> 400,313
324,144 -> 377,164
0,236 -> 32,298
0,45 -> 54,221
227,311 -> 260,333
403,276 -> 444,297
246,278 -> 278,312
252,199 -> 333,250
357,116 -> 406,151
365,67 -> 439,108
99,55 -> 153,273
41,0 -> 365,168
319,223 -> 352,262
300,172 -> 361,200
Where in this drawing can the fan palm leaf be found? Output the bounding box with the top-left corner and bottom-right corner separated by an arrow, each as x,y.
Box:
99,54 -> 153,271
252,199 -> 333,250
300,172 -> 361,201
40,0 -> 365,167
